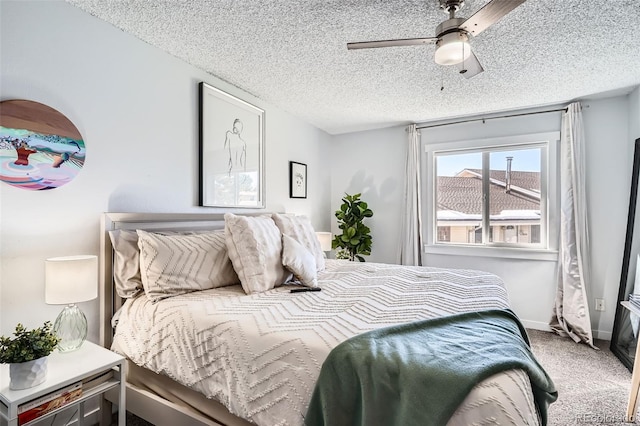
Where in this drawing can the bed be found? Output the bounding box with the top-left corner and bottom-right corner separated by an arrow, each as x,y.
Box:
99,212 -> 555,426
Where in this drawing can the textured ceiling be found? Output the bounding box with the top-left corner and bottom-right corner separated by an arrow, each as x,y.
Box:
66,0 -> 640,135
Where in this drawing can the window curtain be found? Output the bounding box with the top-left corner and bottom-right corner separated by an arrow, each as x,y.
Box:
398,124 -> 423,266
550,102 -> 595,347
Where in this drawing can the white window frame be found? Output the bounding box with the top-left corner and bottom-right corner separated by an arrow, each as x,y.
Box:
424,132 -> 560,261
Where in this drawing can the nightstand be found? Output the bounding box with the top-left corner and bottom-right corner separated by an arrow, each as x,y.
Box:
0,341 -> 126,426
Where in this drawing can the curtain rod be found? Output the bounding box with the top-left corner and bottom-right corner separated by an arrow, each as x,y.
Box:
415,107 -> 568,130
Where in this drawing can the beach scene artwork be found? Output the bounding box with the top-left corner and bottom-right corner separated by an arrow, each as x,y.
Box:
0,100 -> 85,190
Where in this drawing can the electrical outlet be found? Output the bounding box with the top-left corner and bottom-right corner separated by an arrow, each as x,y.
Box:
595,298 -> 605,311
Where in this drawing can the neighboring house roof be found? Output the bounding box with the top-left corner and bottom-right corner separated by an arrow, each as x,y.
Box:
461,169 -> 540,193
437,169 -> 540,217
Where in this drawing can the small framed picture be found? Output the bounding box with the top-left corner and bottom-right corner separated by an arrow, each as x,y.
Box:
289,161 -> 307,198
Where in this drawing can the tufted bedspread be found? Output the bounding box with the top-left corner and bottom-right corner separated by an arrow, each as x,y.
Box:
112,260 -> 541,425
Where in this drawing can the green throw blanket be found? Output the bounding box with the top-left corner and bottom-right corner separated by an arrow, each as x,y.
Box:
305,309 -> 557,426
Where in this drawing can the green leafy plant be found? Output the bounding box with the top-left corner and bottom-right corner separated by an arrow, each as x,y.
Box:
334,248 -> 351,260
0,322 -> 60,364
332,193 -> 373,262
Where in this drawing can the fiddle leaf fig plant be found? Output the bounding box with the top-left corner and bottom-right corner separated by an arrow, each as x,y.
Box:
0,322 -> 59,364
332,193 -> 373,262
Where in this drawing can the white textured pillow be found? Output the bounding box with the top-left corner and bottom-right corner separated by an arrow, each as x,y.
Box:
224,213 -> 292,294
272,213 -> 325,271
137,229 -> 239,302
109,229 -> 143,298
282,234 -> 318,288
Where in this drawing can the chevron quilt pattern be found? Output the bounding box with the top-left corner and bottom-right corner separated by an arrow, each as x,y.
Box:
112,260 -> 539,425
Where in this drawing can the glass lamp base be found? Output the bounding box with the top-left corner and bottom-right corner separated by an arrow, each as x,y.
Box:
54,304 -> 88,352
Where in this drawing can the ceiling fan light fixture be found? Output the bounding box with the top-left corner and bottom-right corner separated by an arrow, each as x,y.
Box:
434,31 -> 471,66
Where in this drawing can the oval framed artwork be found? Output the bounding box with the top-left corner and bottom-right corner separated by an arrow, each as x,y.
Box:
0,100 -> 86,190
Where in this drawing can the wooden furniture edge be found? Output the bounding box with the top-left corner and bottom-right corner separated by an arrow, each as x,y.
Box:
621,301 -> 640,422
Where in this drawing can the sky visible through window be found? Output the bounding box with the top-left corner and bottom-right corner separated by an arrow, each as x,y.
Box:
437,148 -> 541,176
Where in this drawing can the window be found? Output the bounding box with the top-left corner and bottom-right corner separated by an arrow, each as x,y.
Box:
425,132 -> 559,256
435,145 -> 545,248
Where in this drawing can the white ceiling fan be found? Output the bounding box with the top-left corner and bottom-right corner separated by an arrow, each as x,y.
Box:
347,0 -> 527,78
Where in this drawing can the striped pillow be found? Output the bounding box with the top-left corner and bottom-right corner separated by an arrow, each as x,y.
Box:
137,229 -> 239,302
224,213 -> 292,294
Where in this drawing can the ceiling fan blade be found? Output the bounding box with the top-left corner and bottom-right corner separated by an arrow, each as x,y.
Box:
459,50 -> 484,79
347,37 -> 437,50
459,0 -> 526,37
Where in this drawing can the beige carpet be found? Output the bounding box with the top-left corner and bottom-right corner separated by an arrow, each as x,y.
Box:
124,330 -> 636,425
528,329 -> 634,425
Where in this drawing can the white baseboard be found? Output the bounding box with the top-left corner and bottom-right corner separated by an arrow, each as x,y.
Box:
521,319 -> 552,332
521,319 -> 611,341
594,329 -> 612,341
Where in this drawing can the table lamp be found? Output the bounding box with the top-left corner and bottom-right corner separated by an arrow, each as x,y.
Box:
45,255 -> 98,352
315,232 -> 333,253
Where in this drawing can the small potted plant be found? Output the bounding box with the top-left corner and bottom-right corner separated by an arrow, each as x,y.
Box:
334,248 -> 351,260
0,322 -> 60,389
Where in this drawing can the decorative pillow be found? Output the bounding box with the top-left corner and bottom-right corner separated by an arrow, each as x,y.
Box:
137,229 -> 239,302
224,213 -> 292,294
109,229 -> 143,298
271,213 -> 325,271
282,234 -> 318,288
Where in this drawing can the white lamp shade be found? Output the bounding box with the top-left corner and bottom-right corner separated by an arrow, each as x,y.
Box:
315,232 -> 333,252
434,32 -> 471,66
45,255 -> 98,304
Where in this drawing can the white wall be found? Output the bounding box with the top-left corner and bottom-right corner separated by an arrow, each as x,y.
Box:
330,126 -> 406,263
0,1 -> 332,338
631,86 -> 640,141
330,96 -> 634,338
582,97 -> 631,337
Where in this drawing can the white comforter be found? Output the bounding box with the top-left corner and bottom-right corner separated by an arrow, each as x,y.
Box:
112,260 -> 539,425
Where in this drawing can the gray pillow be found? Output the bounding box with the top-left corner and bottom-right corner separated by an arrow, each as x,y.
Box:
109,229 -> 143,298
